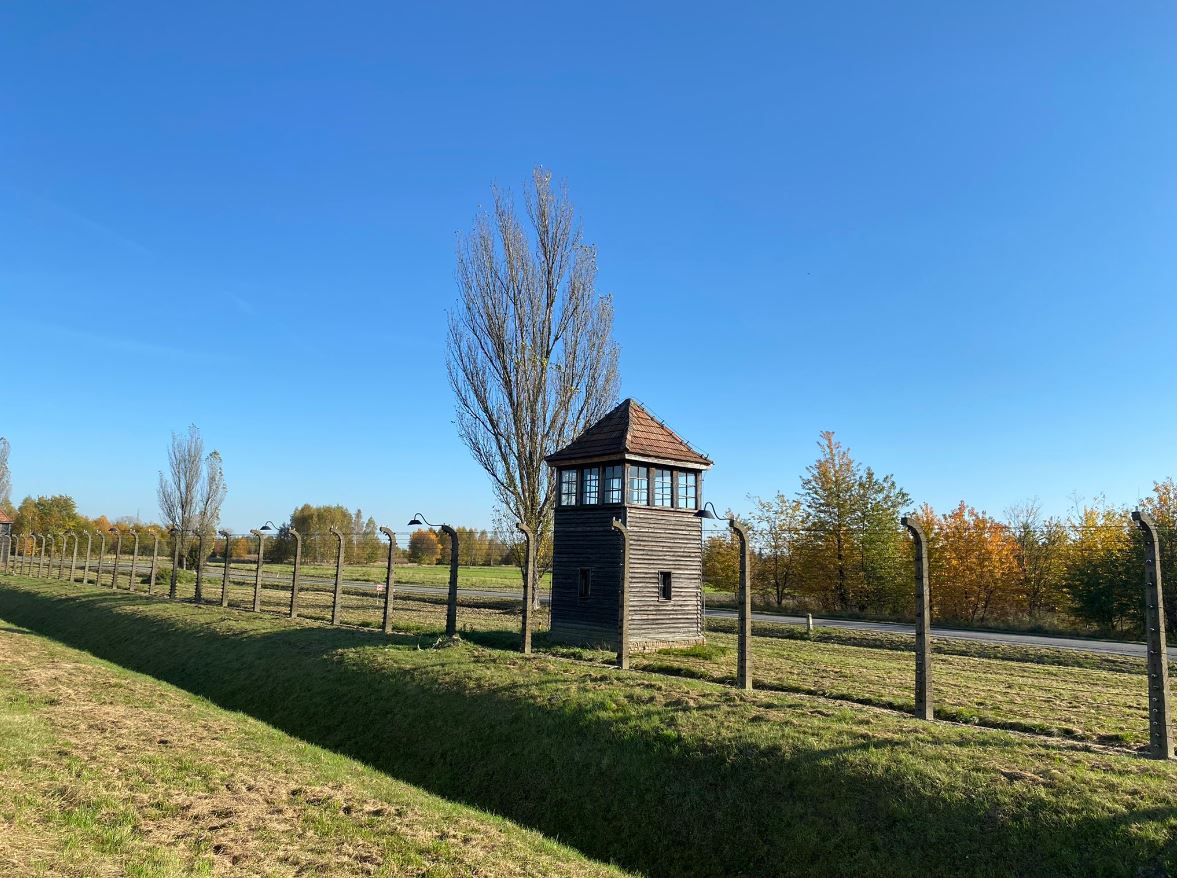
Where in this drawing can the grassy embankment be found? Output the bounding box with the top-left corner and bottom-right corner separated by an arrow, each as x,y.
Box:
0,614 -> 631,877
0,573 -> 1175,878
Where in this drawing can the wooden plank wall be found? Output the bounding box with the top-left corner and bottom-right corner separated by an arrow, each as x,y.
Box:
550,504 -> 703,648
549,506 -> 623,645
623,507 -> 704,645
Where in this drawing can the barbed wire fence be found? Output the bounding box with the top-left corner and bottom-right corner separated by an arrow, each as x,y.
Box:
0,511 -> 1172,760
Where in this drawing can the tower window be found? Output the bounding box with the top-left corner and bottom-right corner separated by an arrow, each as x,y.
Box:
582,467 -> 600,504
560,469 -> 578,506
627,466 -> 648,504
653,469 -> 672,506
578,567 -> 591,599
603,465 -> 623,503
659,571 -> 672,600
678,472 -> 697,509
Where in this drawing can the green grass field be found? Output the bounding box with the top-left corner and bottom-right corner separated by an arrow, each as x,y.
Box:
0,609 -> 630,877
0,573 -> 1175,877
218,560 -> 547,591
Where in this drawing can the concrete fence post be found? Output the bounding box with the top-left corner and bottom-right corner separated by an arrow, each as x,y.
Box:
730,518 -> 753,692
250,529 -> 266,612
69,532 -> 79,583
95,532 -> 107,587
148,532 -> 159,594
901,515 -> 934,721
169,527 -> 181,599
10,533 -> 19,575
44,534 -> 55,580
611,517 -> 630,670
83,532 -> 94,584
1132,510 -> 1174,760
288,528 -> 302,619
194,531 -> 205,603
0,534 -> 7,573
515,521 -> 535,655
329,527 -> 345,625
57,533 -> 68,580
38,534 -> 47,577
441,525 -> 459,638
127,530 -> 140,592
378,527 -> 396,634
110,530 -> 123,589
218,530 -> 232,607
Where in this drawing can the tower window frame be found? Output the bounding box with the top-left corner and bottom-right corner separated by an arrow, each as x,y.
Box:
560,469 -> 578,506
653,469 -> 673,507
658,571 -> 672,601
603,465 -> 623,504
627,465 -> 649,505
578,567 -> 592,600
581,467 -> 600,505
677,471 -> 697,510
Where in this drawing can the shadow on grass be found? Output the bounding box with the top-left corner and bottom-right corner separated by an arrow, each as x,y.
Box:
0,579 -> 1172,878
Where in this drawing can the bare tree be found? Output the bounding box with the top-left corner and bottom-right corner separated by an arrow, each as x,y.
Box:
448,168 -> 620,595
0,437 -> 11,509
1005,499 -> 1067,621
158,426 -> 226,567
196,450 -> 227,537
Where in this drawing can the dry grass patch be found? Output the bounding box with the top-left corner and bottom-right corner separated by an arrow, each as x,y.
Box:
0,623 -> 630,878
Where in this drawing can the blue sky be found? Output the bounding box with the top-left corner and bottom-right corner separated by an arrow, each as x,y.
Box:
2,2 -> 1175,531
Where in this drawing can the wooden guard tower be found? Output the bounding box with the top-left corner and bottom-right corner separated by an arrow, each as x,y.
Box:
545,399 -> 712,650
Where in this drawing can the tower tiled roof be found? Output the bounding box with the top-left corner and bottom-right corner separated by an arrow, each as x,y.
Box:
545,398 -> 712,467
0,510 -> 12,524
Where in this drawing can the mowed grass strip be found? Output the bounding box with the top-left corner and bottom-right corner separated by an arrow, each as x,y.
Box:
1,575 -> 1176,878
601,627 -> 1161,748
0,617 -> 632,878
83,568 -> 1162,749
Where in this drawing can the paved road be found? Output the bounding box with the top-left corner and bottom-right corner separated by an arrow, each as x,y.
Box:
703,607 -> 1175,659
40,562 -> 1175,659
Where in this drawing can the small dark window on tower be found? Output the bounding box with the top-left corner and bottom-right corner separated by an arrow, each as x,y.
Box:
578,567 -> 591,599
659,571 -> 672,600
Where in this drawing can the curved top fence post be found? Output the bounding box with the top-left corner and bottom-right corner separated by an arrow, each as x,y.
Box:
250,528 -> 266,612
1132,509 -> 1173,760
328,526 -> 345,625
378,526 -> 396,635
901,515 -> 934,721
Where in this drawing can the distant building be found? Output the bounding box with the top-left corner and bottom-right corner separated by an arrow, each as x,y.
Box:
545,398 -> 711,651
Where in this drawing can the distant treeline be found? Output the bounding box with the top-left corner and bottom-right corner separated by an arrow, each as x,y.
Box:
255,504 -> 518,567
703,432 -> 1177,636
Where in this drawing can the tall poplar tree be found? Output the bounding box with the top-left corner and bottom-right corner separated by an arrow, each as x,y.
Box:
447,167 -> 620,590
